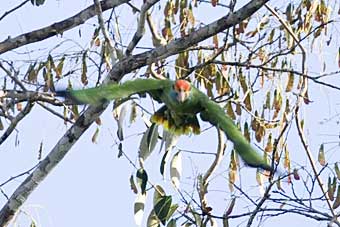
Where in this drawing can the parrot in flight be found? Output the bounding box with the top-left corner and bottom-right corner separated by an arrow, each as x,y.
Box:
58,79 -> 273,171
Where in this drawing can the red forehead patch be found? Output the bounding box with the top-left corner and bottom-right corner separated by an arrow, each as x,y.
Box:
175,80 -> 191,91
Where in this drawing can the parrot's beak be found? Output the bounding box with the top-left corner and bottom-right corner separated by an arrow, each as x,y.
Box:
177,90 -> 189,103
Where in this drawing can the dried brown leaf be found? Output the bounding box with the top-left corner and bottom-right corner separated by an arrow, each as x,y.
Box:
318,144 -> 326,166
226,101 -> 236,120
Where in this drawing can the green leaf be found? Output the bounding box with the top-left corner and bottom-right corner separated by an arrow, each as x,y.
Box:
117,143 -> 123,158
160,131 -> 178,178
136,168 -> 148,194
71,104 -> 79,120
166,204 -> 179,220
146,210 -> 160,227
243,122 -> 250,142
30,220 -> 37,227
160,150 -> 170,177
167,219 -> 177,227
335,163 -> 340,180
139,124 -> 159,161
154,195 -> 172,225
328,176 -> 334,201
170,151 -> 182,188
164,132 -> 179,153
31,0 -> 45,6
333,185 -> 340,209
113,103 -> 127,141
153,185 -> 166,205
130,174 -> 138,194
134,193 -> 147,226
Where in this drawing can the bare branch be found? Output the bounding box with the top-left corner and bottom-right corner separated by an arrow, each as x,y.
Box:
0,102 -> 34,146
0,163 -> 39,188
295,113 -> 336,217
93,0 -> 115,53
211,60 -> 340,91
0,0 -> 30,22
0,62 -> 26,91
108,0 -> 270,81
202,129 -> 225,184
146,13 -> 167,47
0,0 -> 130,54
125,0 -> 160,55
37,102 -> 73,124
0,1 -> 270,225
1,90 -> 63,106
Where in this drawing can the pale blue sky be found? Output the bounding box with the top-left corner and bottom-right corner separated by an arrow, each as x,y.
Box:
0,1 -> 340,227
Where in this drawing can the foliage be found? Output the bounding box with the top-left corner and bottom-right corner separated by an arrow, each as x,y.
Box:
0,0 -> 340,226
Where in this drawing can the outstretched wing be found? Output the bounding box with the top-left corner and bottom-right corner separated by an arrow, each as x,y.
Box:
57,79 -> 172,104
197,91 -> 273,171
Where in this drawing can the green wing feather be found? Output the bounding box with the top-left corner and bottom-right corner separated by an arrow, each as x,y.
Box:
59,78 -> 272,171
59,79 -> 172,104
197,92 -> 273,171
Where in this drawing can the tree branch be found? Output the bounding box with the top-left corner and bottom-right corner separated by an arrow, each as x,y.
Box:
0,0 -> 130,54
0,0 -> 270,225
93,0 -> 115,54
125,0 -> 160,55
211,61 -> 340,91
0,0 -> 30,22
1,90 -> 63,106
0,102 -> 34,146
107,0 -> 270,82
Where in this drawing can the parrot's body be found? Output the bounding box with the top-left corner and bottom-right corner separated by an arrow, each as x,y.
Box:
58,79 -> 273,171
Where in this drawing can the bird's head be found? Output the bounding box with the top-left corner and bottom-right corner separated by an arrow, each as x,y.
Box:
173,80 -> 191,103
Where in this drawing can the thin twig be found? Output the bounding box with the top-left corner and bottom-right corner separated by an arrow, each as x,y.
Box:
202,129 -> 225,184
0,0 -> 30,21
125,0 -> 160,55
0,0 -> 130,54
0,163 -> 39,188
295,113 -> 335,215
93,0 -> 115,53
211,60 -> 340,91
197,129 -> 225,217
0,102 -> 34,146
37,102 -> 73,124
146,12 -> 167,47
0,62 -> 26,91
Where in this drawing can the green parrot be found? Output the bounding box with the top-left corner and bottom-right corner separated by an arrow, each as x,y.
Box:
58,79 -> 273,171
